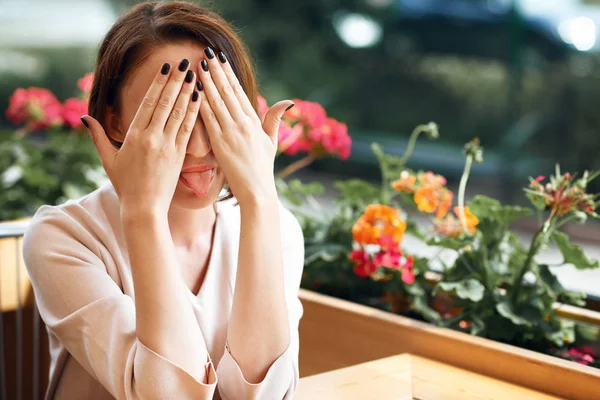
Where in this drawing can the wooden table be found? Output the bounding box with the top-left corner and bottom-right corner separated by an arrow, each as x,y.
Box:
296,354 -> 563,400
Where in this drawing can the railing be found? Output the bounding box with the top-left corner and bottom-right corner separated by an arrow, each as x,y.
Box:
0,221 -> 47,400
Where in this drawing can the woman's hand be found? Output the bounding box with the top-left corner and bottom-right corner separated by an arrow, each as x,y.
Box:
196,48 -> 293,208
82,59 -> 201,216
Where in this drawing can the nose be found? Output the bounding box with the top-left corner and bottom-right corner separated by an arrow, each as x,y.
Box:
186,119 -> 211,157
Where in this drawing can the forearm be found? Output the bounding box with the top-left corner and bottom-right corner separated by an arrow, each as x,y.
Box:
121,209 -> 209,380
227,196 -> 290,383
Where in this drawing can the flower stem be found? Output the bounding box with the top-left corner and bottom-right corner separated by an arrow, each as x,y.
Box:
398,124 -> 430,166
276,154 -> 315,178
511,216 -> 553,303
457,154 -> 473,233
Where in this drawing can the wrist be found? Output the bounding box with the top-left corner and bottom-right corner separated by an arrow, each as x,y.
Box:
238,187 -> 279,211
120,205 -> 168,226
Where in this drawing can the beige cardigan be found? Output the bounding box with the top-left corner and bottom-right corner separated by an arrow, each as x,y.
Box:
23,183 -> 304,399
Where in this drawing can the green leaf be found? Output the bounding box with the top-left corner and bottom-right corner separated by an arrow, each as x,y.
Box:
333,179 -> 381,208
413,295 -> 441,322
435,279 -> 485,302
552,231 -> 600,269
535,264 -> 563,298
468,194 -> 532,226
426,236 -> 472,251
405,220 -> 426,241
305,244 -> 347,264
496,301 -> 532,326
524,188 -> 548,211
470,316 -> 486,336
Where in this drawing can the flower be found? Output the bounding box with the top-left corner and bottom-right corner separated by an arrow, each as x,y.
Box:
373,248 -> 403,269
401,255 -> 415,284
257,94 -> 269,118
434,206 -> 479,238
6,87 -> 63,132
392,171 -> 416,193
528,172 -> 598,217
62,98 -> 88,130
77,72 -> 94,95
350,249 -> 376,278
352,204 -> 407,247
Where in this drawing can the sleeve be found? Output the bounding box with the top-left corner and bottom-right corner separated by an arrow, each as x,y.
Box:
22,206 -> 217,400
215,205 -> 304,400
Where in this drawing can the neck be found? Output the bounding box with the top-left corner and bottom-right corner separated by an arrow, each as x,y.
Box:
167,202 -> 217,249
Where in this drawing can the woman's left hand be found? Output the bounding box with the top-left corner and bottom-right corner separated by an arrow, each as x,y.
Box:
197,48 -> 293,207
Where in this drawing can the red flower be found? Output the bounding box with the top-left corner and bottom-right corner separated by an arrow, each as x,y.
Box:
77,72 -> 94,94
401,255 -> 415,284
350,249 -> 376,278
373,248 -> 403,270
6,87 -> 63,131
62,98 -> 88,130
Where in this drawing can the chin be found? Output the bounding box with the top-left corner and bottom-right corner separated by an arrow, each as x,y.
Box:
171,172 -> 227,210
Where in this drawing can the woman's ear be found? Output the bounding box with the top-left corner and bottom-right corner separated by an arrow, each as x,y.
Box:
103,107 -> 125,145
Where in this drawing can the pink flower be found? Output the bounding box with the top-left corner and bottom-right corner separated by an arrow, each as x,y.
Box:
62,98 -> 88,130
401,255 -> 416,284
286,99 -> 327,128
6,87 -> 64,131
257,94 -> 269,118
373,249 -> 403,270
350,249 -> 376,278
77,72 -> 94,94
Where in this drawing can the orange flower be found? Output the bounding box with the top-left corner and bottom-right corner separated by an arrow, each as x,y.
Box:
454,206 -> 479,234
414,186 -> 439,213
352,204 -> 407,247
437,189 -> 453,218
434,206 -> 479,238
392,171 -> 416,193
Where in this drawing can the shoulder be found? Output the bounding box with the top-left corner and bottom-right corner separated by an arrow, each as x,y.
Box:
23,184 -> 117,266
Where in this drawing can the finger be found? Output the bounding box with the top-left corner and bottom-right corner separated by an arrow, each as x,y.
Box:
164,69 -> 196,141
148,58 -> 191,130
263,100 -> 295,142
198,89 -> 223,142
81,115 -> 117,173
196,57 -> 235,130
176,90 -> 201,150
215,50 -> 259,120
130,62 -> 172,131
202,47 -> 248,123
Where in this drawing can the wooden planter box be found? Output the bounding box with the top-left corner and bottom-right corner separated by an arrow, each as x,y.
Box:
298,289 -> 600,400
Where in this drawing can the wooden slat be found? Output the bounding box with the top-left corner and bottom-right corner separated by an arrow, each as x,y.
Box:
296,354 -> 412,400
0,236 -> 34,312
298,289 -> 600,400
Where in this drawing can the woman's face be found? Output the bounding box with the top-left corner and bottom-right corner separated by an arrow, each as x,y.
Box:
111,41 -> 226,210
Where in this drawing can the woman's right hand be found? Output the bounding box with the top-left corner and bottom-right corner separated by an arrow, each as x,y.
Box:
82,59 -> 201,216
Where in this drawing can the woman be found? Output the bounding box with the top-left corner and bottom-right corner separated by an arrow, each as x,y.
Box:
23,2 -> 303,399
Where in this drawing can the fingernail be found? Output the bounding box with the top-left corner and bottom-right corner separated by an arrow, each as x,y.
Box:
196,81 -> 203,91
185,70 -> 194,83
192,91 -> 199,102
285,103 -> 295,112
80,117 -> 89,128
204,47 -> 215,59
201,60 -> 208,72
178,58 -> 190,71
218,52 -> 227,63
161,63 -> 170,75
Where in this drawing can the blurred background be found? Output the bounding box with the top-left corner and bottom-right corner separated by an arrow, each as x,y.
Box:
0,0 -> 598,288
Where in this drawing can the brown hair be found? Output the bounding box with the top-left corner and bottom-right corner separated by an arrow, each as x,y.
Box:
88,1 -> 258,202
89,0 -> 258,138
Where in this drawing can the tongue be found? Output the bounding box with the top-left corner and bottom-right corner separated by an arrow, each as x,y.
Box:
181,170 -> 213,196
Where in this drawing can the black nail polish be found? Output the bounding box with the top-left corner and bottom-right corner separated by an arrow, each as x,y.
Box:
161,63 -> 170,75
204,47 -> 215,59
80,117 -> 89,128
192,91 -> 199,102
178,58 -> 190,71
196,81 -> 203,91
218,52 -> 227,63
285,103 -> 295,112
185,70 -> 194,83
201,60 -> 208,72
